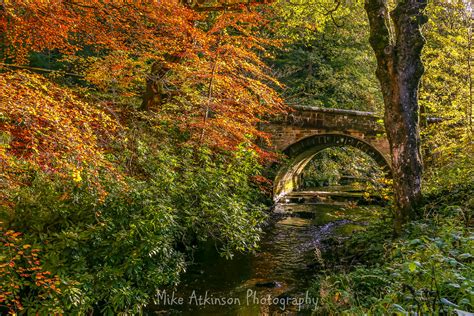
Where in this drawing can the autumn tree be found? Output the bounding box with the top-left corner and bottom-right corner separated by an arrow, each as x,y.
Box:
143,9 -> 284,151
1,0 -> 283,153
1,2 -> 280,313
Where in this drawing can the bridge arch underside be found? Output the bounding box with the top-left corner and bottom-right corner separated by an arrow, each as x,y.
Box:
273,134 -> 391,202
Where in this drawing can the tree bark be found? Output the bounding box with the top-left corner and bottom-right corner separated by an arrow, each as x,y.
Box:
141,54 -> 181,111
364,0 -> 428,231
141,61 -> 169,111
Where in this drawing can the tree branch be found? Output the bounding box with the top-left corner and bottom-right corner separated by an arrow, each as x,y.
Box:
0,63 -> 84,78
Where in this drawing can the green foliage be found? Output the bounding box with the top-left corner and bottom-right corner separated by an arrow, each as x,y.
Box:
308,185 -> 474,315
124,123 -> 267,258
270,4 -> 383,111
420,0 -> 473,191
1,118 -> 267,314
4,173 -> 185,314
301,147 -> 385,188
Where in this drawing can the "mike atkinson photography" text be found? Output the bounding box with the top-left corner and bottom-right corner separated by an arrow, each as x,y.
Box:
155,290 -> 320,311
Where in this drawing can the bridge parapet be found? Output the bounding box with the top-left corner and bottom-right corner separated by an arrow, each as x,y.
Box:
261,105 -> 388,155
274,105 -> 384,135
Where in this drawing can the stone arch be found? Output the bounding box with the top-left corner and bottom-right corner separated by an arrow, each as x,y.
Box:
273,133 -> 391,202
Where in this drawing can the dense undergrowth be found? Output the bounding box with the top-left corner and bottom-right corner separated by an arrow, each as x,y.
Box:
0,71 -> 269,314
308,180 -> 473,315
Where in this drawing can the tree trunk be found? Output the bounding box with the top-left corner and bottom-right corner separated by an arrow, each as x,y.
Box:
141,62 -> 169,111
364,0 -> 428,231
141,54 -> 181,111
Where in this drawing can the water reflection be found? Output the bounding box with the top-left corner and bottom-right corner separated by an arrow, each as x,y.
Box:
152,203 -> 381,315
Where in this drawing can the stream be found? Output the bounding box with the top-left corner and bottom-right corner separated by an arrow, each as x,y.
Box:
152,197 -> 382,315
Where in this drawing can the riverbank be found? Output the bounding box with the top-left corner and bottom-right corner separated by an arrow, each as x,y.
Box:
307,183 -> 473,315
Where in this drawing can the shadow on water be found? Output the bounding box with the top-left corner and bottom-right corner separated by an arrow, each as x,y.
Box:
151,201 -> 382,315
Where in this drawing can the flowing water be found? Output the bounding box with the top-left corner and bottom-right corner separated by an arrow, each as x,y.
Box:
153,199 -> 382,315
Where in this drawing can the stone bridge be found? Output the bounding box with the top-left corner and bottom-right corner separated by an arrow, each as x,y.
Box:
260,105 -> 392,202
